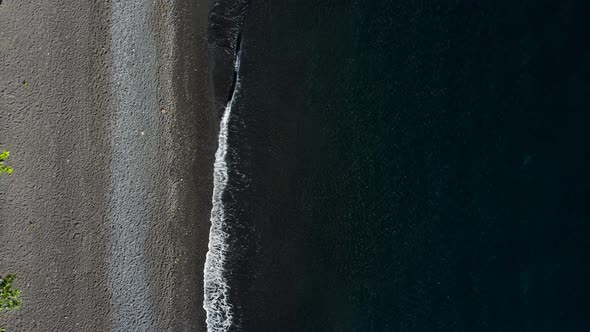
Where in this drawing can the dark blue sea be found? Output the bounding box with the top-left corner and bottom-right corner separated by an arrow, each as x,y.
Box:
213,0 -> 590,330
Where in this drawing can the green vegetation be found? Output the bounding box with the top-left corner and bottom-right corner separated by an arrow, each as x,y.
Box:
1,151 -> 19,332
0,151 -> 12,175
0,275 -> 21,311
0,275 -> 21,332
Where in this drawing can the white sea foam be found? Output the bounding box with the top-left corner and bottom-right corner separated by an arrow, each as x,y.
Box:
203,51 -> 242,332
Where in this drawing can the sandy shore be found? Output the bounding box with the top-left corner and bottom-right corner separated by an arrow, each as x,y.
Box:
0,0 -> 216,330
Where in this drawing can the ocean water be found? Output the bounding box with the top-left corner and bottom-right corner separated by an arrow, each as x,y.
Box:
207,0 -> 590,331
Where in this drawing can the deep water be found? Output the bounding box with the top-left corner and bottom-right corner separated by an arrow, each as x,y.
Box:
218,1 -> 590,330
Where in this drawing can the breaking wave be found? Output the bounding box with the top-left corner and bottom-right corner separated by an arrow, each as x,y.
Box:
203,48 -> 242,331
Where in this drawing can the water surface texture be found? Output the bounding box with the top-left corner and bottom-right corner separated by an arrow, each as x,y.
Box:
208,1 -> 590,331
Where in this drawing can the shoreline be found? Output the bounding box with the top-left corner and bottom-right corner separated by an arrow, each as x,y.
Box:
201,1 -> 249,331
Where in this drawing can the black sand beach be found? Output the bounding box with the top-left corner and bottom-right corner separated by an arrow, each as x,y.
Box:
0,0 -> 216,330
3,1 -> 590,331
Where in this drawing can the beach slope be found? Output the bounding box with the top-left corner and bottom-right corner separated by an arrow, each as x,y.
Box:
0,0 -> 216,330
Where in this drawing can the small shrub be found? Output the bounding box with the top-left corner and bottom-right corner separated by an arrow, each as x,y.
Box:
0,150 -> 13,175
0,274 -> 21,332
0,275 -> 21,311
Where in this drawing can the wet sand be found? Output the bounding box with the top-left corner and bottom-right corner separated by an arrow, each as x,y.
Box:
0,0 -> 216,330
